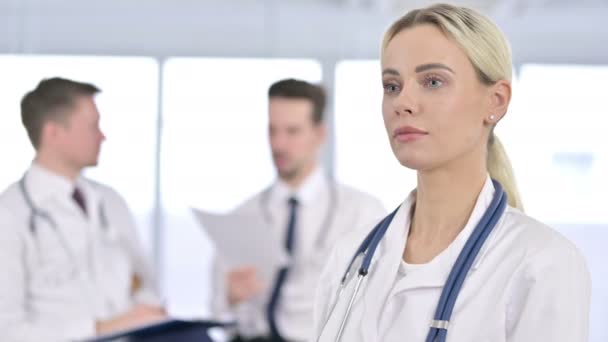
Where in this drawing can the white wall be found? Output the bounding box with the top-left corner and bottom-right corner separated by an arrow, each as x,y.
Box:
0,0 -> 607,64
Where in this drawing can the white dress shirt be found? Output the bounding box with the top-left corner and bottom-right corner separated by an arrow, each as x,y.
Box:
0,164 -> 160,342
313,176 -> 591,342
212,166 -> 386,341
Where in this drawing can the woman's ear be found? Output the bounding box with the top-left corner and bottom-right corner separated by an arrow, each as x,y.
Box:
484,80 -> 511,125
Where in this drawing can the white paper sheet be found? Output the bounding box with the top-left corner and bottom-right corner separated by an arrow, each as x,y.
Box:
191,208 -> 289,284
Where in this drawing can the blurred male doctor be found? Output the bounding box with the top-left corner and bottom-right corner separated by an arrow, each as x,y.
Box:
211,79 -> 386,342
0,77 -> 165,341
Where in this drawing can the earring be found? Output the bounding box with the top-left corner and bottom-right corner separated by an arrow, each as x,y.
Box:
489,115 -> 496,121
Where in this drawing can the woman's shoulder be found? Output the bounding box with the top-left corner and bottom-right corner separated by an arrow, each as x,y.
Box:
499,207 -> 591,330
498,207 -> 588,276
502,207 -> 580,253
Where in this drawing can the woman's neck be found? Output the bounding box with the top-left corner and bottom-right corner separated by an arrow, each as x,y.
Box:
404,156 -> 487,264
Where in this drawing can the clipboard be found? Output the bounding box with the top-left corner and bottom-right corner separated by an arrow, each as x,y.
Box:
82,319 -> 236,342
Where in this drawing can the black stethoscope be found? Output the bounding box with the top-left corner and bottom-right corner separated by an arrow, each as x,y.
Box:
259,180 -> 338,250
317,179 -> 507,342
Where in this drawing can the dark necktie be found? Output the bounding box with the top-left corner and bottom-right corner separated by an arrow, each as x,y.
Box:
72,187 -> 87,216
266,197 -> 298,340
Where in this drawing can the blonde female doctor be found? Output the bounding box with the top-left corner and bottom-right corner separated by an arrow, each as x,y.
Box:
313,4 -> 591,342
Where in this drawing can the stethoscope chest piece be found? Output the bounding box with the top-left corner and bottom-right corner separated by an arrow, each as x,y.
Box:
343,252 -> 365,287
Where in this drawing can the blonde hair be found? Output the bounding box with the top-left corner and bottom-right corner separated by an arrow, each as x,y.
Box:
382,3 -> 523,210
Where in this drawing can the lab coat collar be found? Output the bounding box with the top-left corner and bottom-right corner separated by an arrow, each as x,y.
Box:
357,175 -> 496,308
381,176 -> 497,293
26,163 -> 77,203
26,163 -> 99,217
269,165 -> 328,207
356,176 -> 497,341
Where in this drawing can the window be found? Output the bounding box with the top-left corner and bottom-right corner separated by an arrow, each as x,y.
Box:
0,55 -> 160,251
334,60 -> 415,210
504,64 -> 608,224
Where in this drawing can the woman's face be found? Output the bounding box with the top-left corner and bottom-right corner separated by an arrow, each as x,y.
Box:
381,24 -> 510,173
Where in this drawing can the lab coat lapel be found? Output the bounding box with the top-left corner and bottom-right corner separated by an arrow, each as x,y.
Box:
27,165 -> 87,223
78,180 -> 106,230
391,177 -> 498,294
359,200 -> 413,341
27,171 -> 85,254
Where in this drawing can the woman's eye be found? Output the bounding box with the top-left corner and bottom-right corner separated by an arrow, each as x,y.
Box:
383,84 -> 400,93
425,77 -> 443,88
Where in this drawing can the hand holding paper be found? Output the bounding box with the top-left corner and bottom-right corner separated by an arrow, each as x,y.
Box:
226,266 -> 264,306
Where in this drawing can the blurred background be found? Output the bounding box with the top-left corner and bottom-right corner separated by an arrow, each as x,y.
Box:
0,0 -> 606,340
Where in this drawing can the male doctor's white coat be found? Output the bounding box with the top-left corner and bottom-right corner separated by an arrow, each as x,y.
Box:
0,164 -> 160,342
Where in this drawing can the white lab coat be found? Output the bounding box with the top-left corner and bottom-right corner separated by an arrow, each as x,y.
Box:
211,167 -> 386,341
313,177 -> 591,342
0,164 -> 160,342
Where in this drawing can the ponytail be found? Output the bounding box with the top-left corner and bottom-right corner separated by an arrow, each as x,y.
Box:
487,133 -> 524,211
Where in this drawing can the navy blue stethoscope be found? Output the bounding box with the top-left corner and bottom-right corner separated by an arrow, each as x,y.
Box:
318,179 -> 507,342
